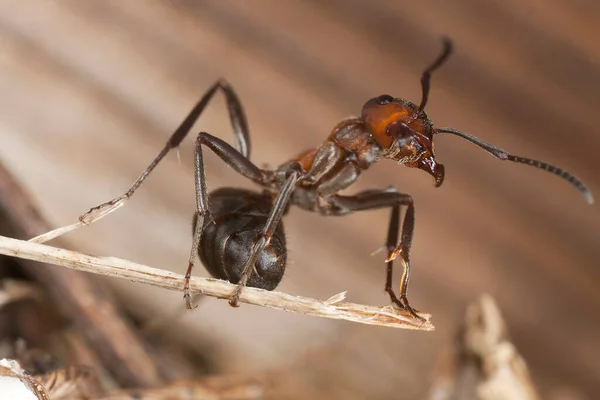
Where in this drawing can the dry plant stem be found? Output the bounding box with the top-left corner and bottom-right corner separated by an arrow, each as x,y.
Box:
0,235 -> 434,330
25,196 -> 434,329
0,163 -> 165,388
29,200 -> 126,244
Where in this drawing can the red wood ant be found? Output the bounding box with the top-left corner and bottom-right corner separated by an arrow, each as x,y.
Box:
79,38 -> 592,321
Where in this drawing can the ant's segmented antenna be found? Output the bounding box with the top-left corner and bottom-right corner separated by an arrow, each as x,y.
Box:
437,127 -> 594,204
416,38 -> 454,115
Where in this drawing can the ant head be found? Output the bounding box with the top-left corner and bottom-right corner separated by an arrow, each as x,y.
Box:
360,38 -> 592,203
361,39 -> 453,187
362,95 -> 445,187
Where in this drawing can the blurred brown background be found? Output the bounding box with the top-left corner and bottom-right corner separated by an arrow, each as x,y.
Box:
0,0 -> 599,398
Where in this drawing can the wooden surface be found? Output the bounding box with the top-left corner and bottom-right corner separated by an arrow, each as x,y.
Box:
0,1 -> 598,398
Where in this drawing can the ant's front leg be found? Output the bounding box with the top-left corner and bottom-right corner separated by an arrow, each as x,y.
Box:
228,163 -> 302,307
185,132 -> 275,309
325,188 -> 423,321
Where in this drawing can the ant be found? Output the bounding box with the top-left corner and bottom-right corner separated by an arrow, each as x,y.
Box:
79,38 -> 592,321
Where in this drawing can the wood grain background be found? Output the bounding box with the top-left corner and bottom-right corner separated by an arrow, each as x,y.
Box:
0,1 -> 598,398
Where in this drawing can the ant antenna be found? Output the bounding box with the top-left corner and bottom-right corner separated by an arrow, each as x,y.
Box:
437,127 -> 594,204
416,38 -> 453,115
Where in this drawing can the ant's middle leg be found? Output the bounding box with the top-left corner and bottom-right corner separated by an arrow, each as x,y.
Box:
80,79 -> 251,224
184,132 -> 277,309
324,188 -> 423,321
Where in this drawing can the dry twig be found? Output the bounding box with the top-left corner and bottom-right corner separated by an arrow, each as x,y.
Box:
0,235 -> 434,331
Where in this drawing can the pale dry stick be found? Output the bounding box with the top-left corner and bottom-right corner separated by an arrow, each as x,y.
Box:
0,235 -> 434,331
29,200 -> 126,244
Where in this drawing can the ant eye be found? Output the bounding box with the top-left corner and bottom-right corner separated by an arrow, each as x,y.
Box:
377,95 -> 394,105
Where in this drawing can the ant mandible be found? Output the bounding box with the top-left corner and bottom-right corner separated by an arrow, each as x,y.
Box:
80,38 -> 593,321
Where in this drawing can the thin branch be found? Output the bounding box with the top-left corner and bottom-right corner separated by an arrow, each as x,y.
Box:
0,235 -> 434,331
29,199 -> 126,244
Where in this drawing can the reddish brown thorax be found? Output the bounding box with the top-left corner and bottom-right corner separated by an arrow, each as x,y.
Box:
362,95 -> 445,186
294,148 -> 318,171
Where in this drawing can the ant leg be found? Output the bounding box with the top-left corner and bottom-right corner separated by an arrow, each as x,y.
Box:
80,79 -> 251,224
385,199 -> 419,319
184,132 -> 276,308
326,189 -> 423,321
229,164 -> 302,307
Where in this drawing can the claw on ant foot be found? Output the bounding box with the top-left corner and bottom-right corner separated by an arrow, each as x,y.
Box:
79,196 -> 128,224
184,292 -> 198,310
390,295 -> 425,322
229,284 -> 245,307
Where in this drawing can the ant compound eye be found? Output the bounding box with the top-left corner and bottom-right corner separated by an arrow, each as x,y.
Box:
377,95 -> 394,105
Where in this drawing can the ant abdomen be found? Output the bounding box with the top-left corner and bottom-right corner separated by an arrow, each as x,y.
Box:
194,187 -> 287,291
